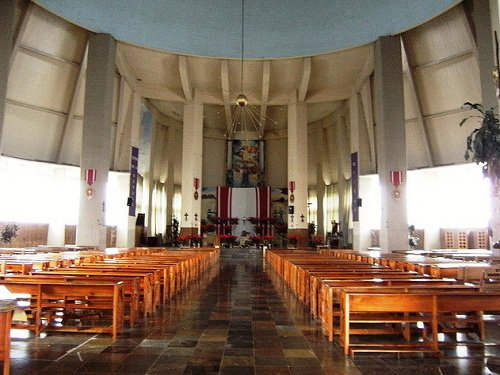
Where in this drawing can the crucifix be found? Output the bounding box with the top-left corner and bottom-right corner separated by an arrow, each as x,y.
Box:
290,214 -> 294,223
300,214 -> 305,222
194,213 -> 198,221
184,212 -> 189,221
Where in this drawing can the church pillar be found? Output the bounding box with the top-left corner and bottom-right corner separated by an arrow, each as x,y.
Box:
0,0 -> 15,154
334,112 -> 350,247
350,93 -> 361,250
180,90 -> 203,236
316,164 -> 326,239
165,125 -> 176,240
76,34 -> 115,248
287,90 -> 309,246
374,36 -> 408,253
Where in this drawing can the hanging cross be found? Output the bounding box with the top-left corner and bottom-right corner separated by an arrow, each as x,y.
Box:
194,213 -> 198,221
184,212 -> 189,221
300,214 -> 305,222
290,215 -> 294,223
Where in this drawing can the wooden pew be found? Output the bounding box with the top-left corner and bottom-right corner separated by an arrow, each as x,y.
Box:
47,267 -> 157,316
2,273 -> 140,327
340,290 -> 500,356
322,282 -> 479,342
0,279 -> 124,338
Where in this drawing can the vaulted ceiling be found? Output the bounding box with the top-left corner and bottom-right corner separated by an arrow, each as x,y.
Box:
2,0 -> 484,186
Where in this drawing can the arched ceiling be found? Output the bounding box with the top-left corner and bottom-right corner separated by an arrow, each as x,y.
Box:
34,0 -> 459,59
3,0 -> 483,187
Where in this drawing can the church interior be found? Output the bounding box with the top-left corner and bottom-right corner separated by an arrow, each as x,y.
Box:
0,0 -> 499,374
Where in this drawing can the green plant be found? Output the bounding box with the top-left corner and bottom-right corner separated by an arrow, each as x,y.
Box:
460,102 -> 500,178
0,224 -> 18,243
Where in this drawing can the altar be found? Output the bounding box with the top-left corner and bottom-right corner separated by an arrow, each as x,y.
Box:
217,186 -> 272,237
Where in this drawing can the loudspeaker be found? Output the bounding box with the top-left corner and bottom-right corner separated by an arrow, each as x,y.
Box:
127,197 -> 133,206
136,213 -> 145,226
357,198 -> 362,207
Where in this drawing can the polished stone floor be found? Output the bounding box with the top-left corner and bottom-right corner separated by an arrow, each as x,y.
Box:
9,248 -> 500,374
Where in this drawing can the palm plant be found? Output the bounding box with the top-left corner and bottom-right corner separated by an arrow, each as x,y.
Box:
460,102 -> 500,178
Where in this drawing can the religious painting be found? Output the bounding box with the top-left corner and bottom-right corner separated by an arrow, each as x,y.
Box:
226,140 -> 264,187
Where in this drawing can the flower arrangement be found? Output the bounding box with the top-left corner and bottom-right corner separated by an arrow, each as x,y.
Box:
262,235 -> 275,245
200,223 -> 216,233
249,235 -> 262,245
311,235 -> 323,246
190,234 -> 203,245
177,235 -> 190,246
220,234 -> 237,247
287,234 -> 299,245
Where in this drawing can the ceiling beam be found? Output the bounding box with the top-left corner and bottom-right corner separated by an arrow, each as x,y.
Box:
178,55 -> 193,101
135,82 -> 185,102
401,35 -> 435,167
220,60 -> 232,131
305,87 -> 351,103
17,45 -> 80,67
115,45 -> 139,90
351,46 -> 374,95
259,60 -> 270,131
413,49 -> 474,71
298,57 -> 311,102
9,1 -> 33,69
56,39 -> 89,163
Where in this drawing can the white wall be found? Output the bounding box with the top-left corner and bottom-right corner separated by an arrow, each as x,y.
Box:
266,137 -> 287,188
202,137 -> 226,187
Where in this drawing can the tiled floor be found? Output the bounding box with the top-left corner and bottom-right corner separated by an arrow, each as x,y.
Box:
8,248 -> 500,374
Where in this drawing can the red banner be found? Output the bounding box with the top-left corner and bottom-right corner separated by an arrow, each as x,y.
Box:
390,170 -> 402,187
85,168 -> 96,186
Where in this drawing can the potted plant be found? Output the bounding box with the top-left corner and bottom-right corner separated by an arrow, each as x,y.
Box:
189,234 -> 203,247
408,225 -> 420,250
460,102 -> 500,179
249,235 -> 262,247
0,224 -> 18,244
287,234 -> 299,248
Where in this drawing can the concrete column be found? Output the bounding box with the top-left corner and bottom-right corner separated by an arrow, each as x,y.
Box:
47,168 -> 67,246
146,119 -> 159,236
165,125 -> 176,238
180,91 -> 203,235
126,92 -> 141,247
474,0 -> 500,254
374,36 -> 408,253
349,94 -> 361,250
287,90 -> 308,246
335,112 -> 351,245
76,34 -> 116,248
349,91 -> 371,251
316,165 -> 325,239
0,0 -> 15,155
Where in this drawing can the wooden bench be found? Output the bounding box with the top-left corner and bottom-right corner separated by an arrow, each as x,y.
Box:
340,290 -> 500,356
322,282 -> 479,342
3,273 -> 140,327
49,267 -> 157,316
0,279 -> 124,338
